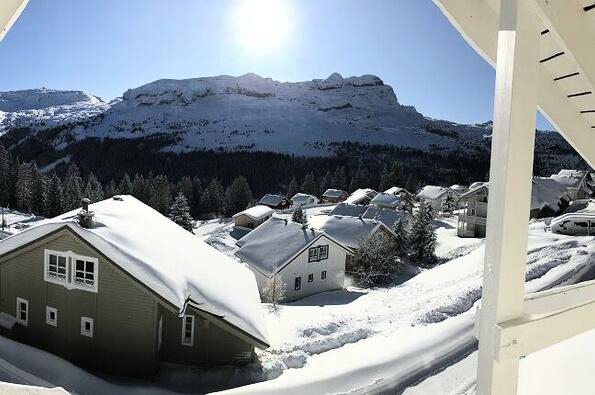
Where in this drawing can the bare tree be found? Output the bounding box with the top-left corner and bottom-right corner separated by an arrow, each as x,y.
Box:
348,231 -> 404,287
262,268 -> 286,308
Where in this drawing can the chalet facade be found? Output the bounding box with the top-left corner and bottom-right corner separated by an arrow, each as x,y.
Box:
416,185 -> 453,213
0,197 -> 268,377
233,205 -> 274,230
322,189 -> 349,203
257,194 -> 291,210
457,185 -> 489,238
550,169 -> 595,200
235,217 -> 352,302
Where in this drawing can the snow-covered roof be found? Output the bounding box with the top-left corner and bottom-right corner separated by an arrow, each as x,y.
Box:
232,205 -> 274,220
322,189 -> 347,198
469,181 -> 488,191
345,189 -> 378,204
362,207 -> 403,228
258,194 -> 287,207
384,186 -> 407,195
561,199 -> 595,215
416,185 -> 449,200
235,216 -> 323,276
291,193 -> 318,205
308,215 -> 386,250
549,169 -> 587,189
0,196 -> 268,347
329,203 -> 367,217
449,185 -> 469,195
530,177 -> 570,212
369,192 -> 401,209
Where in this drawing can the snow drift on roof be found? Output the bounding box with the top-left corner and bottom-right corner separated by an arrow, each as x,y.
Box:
384,186 -> 407,195
323,189 -> 346,198
235,216 -> 322,276
362,207 -> 403,228
291,193 -> 318,205
233,205 -> 274,220
370,193 -> 401,208
345,189 -> 378,204
329,203 -> 367,217
531,177 -> 569,212
309,215 -> 383,250
549,169 -> 587,189
258,194 -> 286,206
417,185 -> 449,200
0,196 -> 268,346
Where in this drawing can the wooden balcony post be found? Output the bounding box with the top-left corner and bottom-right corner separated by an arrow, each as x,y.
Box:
476,0 -> 540,394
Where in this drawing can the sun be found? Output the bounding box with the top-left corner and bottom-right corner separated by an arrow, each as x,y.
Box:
232,0 -> 291,53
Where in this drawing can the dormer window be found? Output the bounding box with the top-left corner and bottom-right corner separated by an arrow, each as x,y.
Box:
44,250 -> 98,293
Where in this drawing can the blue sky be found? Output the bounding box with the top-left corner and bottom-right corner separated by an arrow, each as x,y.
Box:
0,0 -> 552,129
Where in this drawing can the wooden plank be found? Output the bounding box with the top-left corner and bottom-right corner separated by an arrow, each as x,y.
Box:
524,278 -> 595,316
0,0 -> 28,42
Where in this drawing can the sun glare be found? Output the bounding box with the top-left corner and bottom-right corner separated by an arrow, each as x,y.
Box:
232,0 -> 291,53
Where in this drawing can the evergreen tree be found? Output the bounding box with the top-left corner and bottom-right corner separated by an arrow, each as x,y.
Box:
441,193 -> 456,216
200,178 -> 224,216
333,166 -> 347,191
84,173 -> 104,203
8,155 -> 20,209
132,174 -> 147,201
191,177 -> 203,216
392,218 -> 409,259
62,163 -> 83,211
301,172 -> 318,196
149,175 -> 171,214
319,171 -> 333,196
30,163 -> 48,216
350,232 -> 402,287
379,162 -> 404,192
224,176 -> 253,216
104,179 -> 117,198
47,174 -> 63,218
169,192 -> 194,233
291,206 -> 307,225
176,176 -> 195,210
118,173 -> 133,195
0,142 -> 9,207
349,167 -> 369,192
15,163 -> 32,212
409,202 -> 437,267
286,177 -> 300,199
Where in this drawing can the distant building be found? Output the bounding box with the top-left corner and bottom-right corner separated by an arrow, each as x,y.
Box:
449,184 -> 469,197
549,170 -> 594,200
551,199 -> 595,236
384,186 -> 415,212
345,189 -> 378,206
236,217 -> 352,302
416,185 -> 453,213
233,205 -> 274,230
322,189 -> 349,204
329,203 -> 368,217
291,193 -> 319,208
257,194 -> 291,210
0,196 -> 269,377
458,178 -> 572,237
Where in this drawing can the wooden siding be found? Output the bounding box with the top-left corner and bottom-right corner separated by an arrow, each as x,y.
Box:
0,228 -> 158,376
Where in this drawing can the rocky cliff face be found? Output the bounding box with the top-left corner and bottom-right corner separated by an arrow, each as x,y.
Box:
0,73 -> 489,156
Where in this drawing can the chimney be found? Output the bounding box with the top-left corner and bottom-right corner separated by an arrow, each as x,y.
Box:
78,198 -> 95,228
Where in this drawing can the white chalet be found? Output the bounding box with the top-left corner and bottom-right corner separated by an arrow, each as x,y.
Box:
232,205 -> 274,230
235,217 -> 351,302
345,189 -> 378,205
290,193 -> 319,208
416,185 -> 453,212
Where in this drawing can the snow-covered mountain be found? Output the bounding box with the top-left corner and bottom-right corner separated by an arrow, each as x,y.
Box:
0,73 -> 491,156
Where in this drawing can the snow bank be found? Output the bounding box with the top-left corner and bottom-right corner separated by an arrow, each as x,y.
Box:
233,205 -> 273,220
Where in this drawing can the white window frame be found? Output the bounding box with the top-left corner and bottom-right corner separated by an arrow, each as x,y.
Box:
181,315 -> 195,346
321,270 -> 327,280
16,298 -> 28,326
308,273 -> 314,283
44,249 -> 98,293
80,317 -> 93,337
46,306 -> 57,327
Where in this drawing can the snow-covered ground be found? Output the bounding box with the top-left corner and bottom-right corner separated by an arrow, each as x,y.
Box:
0,207 -> 593,394
0,208 -> 44,239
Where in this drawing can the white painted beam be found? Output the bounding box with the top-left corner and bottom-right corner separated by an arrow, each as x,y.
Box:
0,0 -> 28,43
475,1 -> 540,394
495,299 -> 595,361
432,0 -> 595,168
524,278 -> 595,316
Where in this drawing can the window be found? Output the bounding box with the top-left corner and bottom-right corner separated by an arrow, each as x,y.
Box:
46,306 -> 57,327
470,208 -> 476,216
308,245 -> 329,262
294,276 -> 301,290
16,298 -> 28,326
321,271 -> 327,280
80,317 -> 93,337
576,222 -> 588,228
181,315 -> 194,346
44,250 -> 98,292
308,273 -> 314,283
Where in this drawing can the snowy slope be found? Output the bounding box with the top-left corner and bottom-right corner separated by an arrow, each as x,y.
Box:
0,89 -> 107,133
0,74 -> 491,156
